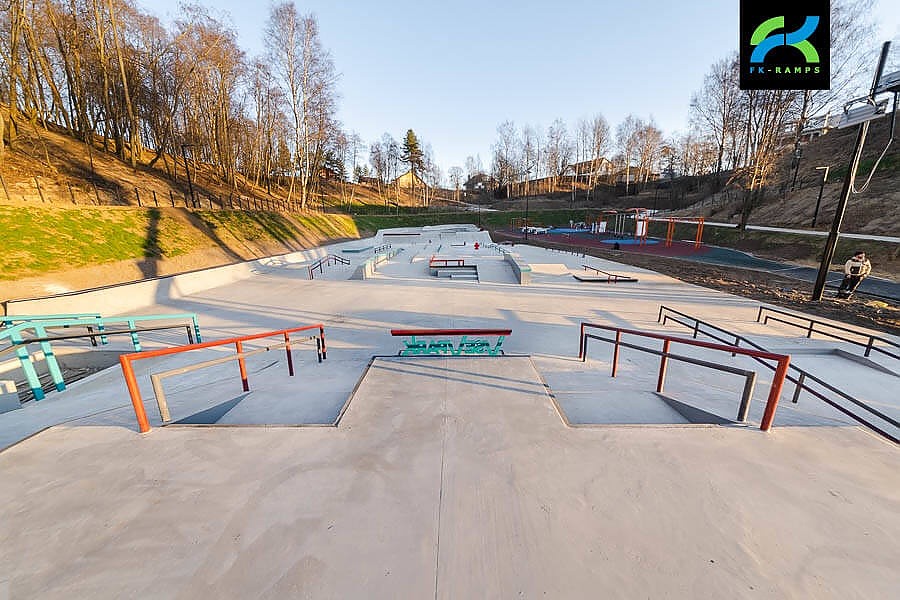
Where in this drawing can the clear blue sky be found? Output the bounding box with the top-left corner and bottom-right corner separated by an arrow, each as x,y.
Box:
138,0 -> 900,175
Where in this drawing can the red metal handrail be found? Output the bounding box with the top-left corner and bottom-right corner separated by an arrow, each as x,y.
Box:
578,322 -> 790,432
391,328 -> 511,337
429,256 -> 465,268
120,324 -> 326,433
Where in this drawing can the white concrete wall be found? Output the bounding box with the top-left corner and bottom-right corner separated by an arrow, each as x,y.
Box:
4,245 -> 341,317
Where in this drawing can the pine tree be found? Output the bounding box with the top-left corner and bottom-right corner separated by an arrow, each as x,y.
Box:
401,129 -> 424,182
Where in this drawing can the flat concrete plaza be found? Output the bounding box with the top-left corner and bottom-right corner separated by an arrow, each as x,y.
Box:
1,225 -> 898,598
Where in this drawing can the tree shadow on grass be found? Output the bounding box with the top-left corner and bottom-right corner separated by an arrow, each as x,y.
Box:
246,212 -> 304,252
136,207 -> 161,278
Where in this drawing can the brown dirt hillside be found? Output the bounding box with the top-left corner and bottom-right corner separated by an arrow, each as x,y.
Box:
675,117 -> 900,235
0,120 -> 434,209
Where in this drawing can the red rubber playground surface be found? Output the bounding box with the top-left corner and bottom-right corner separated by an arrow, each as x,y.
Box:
501,230 -> 711,257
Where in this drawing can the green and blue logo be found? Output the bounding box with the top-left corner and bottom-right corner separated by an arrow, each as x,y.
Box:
750,16 -> 820,64
740,2 -> 830,90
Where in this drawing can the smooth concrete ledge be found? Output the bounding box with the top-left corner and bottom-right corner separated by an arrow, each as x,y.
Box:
352,249 -> 404,280
503,251 -> 532,285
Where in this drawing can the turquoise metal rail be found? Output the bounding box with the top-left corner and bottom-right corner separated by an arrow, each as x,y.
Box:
1,313 -> 201,400
2,313 -> 109,345
1,313 -> 102,326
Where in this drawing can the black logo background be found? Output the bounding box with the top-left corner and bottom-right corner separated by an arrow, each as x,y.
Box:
740,0 -> 831,90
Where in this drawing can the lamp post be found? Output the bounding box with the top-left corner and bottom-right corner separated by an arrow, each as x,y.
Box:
181,144 -> 196,207
571,168 -> 576,207
811,166 -> 829,228
790,146 -> 803,192
517,164 -> 535,241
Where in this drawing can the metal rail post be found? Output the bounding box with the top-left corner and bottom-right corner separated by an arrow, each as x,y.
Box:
33,324 -> 66,392
791,372 -> 806,404
736,372 -> 757,422
284,332 -> 294,376
611,330 -> 621,376
656,340 -> 671,392
120,355 -> 151,433
235,341 -> 250,391
579,323 -> 586,359
760,356 -> 791,431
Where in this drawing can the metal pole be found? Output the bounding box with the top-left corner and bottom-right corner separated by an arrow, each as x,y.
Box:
120,356 -> 151,433
811,166 -> 829,227
811,42 -> 890,302
524,194 -> 529,241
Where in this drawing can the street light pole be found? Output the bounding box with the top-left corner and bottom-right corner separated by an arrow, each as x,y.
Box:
790,146 -> 802,192
811,166 -> 829,228
811,42 -> 890,301
524,194 -> 529,241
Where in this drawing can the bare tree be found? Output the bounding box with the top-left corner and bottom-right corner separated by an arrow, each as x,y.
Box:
448,166 -> 463,202
634,119 -> 663,183
544,118 -> 572,189
266,3 -> 337,210
738,89 -> 799,228
492,120 -> 519,197
615,115 -> 642,195
690,54 -> 741,175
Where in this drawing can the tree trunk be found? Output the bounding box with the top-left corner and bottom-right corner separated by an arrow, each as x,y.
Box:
107,0 -> 138,168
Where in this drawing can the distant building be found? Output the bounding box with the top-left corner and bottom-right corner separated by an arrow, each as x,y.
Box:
611,168 -> 659,184
464,173 -> 496,192
566,158 -> 613,183
318,166 -> 340,180
357,176 -> 381,186
392,170 -> 428,189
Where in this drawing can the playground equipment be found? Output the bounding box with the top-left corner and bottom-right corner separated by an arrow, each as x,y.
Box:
597,210 -> 705,249
120,324 -> 327,433
578,322 -> 790,431
391,328 -> 510,356
2,313 -> 201,400
660,217 -> 705,249
599,208 -> 650,243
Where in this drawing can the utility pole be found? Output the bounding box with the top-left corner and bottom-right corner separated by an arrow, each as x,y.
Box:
811,42 -> 890,301
811,166 -> 829,228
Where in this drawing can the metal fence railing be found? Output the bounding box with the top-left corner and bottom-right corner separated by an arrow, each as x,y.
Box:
120,324 -> 326,433
658,305 -> 899,444
578,322 -> 789,431
308,254 -> 350,279
2,313 -> 201,400
757,305 -> 900,361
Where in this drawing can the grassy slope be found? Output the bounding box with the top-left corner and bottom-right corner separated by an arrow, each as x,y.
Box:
6,205 -> 895,283
0,205 -> 360,281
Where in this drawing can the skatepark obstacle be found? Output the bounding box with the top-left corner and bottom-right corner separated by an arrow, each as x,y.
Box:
578,322 -> 790,431
120,324 -> 326,433
658,305 -> 899,444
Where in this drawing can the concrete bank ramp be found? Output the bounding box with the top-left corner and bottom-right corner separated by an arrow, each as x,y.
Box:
2,356 -> 899,597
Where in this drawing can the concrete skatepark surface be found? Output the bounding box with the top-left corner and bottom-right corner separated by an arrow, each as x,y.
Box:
1,224 -> 898,598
